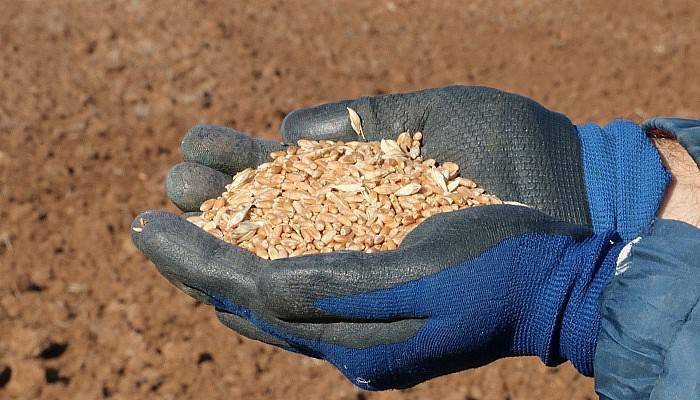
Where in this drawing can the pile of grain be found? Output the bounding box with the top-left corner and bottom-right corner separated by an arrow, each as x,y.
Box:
187,131 -> 501,259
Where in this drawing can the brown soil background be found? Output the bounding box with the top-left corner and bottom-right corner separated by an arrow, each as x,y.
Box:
1,1 -> 698,399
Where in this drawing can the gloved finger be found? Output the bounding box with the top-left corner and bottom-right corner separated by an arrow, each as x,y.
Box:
181,125 -> 285,175
259,205 -> 593,322
130,210 -> 265,310
280,88 -> 434,143
215,301 -> 425,350
215,310 -> 291,348
275,318 -> 426,349
168,279 -> 215,306
165,162 -> 231,212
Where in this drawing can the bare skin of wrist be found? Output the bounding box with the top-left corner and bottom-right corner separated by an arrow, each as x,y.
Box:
653,138 -> 700,228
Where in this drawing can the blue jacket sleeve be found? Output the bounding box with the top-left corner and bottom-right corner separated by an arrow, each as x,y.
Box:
594,219 -> 700,400
642,117 -> 700,167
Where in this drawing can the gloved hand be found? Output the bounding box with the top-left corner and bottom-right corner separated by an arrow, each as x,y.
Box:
168,86 -> 669,241
132,86 -> 663,389
132,204 -> 623,390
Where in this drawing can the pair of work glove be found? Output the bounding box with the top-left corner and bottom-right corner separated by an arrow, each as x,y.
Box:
131,86 -> 699,393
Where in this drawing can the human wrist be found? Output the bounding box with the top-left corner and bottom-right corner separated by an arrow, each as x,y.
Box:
653,138 -> 700,227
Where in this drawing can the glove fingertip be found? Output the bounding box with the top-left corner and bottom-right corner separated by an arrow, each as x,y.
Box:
130,210 -> 181,253
165,162 -> 231,212
281,102 -> 359,143
180,124 -> 227,161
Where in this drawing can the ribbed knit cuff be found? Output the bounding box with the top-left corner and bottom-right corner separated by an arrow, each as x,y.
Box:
575,120 -> 670,241
558,234 -> 622,375
516,231 -> 622,375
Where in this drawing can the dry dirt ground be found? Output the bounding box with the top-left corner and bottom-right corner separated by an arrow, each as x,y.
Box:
1,1 -> 698,399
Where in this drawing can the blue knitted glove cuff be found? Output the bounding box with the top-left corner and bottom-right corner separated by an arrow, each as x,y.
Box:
517,231 -> 622,375
558,234 -> 622,375
576,120 -> 670,241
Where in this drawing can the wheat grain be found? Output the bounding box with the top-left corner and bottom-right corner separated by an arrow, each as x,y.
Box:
187,131 -> 502,259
